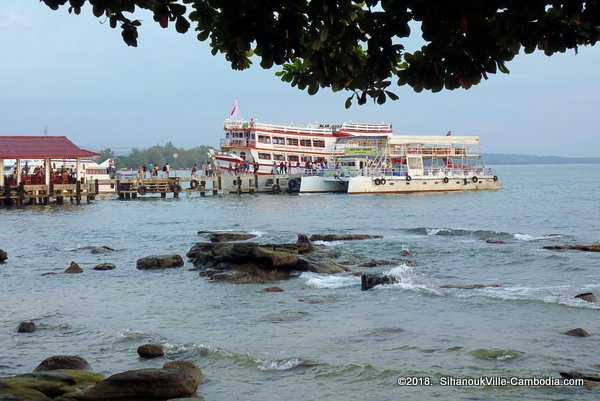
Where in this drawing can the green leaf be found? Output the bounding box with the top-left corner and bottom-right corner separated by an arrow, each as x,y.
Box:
175,16 -> 190,34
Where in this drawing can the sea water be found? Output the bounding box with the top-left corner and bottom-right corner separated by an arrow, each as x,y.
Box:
0,164 -> 599,401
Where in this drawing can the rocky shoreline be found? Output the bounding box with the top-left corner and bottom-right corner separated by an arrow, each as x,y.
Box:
0,354 -> 205,401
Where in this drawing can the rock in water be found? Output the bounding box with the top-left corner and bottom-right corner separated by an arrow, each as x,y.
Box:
361,274 -> 398,290
54,368 -> 199,400
34,355 -> 92,371
93,263 -> 116,271
0,248 -> 7,262
17,321 -> 37,333
197,231 -> 257,242
65,261 -> 83,273
163,360 -> 205,385
90,246 -> 115,254
565,328 -> 591,337
137,344 -> 165,358
262,286 -> 284,292
575,292 -> 596,303
310,233 -> 383,241
136,254 -> 184,269
543,244 -> 600,252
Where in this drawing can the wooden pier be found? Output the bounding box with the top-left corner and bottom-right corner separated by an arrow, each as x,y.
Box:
1,182 -> 96,206
107,174 -> 301,199
1,174 -> 302,206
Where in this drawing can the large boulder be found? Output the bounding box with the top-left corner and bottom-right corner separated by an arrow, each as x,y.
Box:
17,321 -> 37,333
137,344 -> 165,358
188,234 -> 350,283
543,244 -> 600,252
54,367 -> 200,401
197,231 -> 257,242
361,274 -> 399,290
575,292 -> 596,303
136,254 -> 184,270
65,262 -> 83,274
93,263 -> 116,271
0,248 -> 7,263
0,370 -> 104,401
310,233 -> 383,241
565,328 -> 591,337
162,361 -> 204,385
34,356 -> 92,372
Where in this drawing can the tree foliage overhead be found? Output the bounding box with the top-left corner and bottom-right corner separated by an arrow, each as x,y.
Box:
42,1 -> 600,106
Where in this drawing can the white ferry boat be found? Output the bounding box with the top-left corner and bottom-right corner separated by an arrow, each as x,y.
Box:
212,101 -> 393,179
321,135 -> 501,194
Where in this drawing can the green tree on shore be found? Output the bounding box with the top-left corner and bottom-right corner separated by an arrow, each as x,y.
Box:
111,143 -> 213,170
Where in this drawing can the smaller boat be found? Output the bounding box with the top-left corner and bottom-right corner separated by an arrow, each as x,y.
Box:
300,134 -> 501,194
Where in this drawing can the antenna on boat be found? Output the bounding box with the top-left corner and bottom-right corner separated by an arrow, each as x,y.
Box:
229,99 -> 241,121
44,126 -> 48,136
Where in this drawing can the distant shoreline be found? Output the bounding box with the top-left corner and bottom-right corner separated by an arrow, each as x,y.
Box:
484,153 -> 600,165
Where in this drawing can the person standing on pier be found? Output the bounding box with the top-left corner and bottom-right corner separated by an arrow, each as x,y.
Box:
165,163 -> 170,177
191,163 -> 198,178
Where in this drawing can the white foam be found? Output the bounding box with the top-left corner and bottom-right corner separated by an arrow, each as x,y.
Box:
426,228 -> 444,235
513,233 -> 563,241
377,264 -> 442,295
311,240 -> 343,246
116,328 -> 146,340
256,358 -> 304,371
302,272 -> 359,289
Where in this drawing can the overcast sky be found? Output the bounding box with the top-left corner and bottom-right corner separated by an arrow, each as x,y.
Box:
1,2 -> 599,157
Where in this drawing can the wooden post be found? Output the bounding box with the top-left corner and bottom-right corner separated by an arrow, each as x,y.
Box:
200,180 -> 206,197
254,174 -> 259,189
17,182 -> 24,207
76,181 -> 81,205
237,176 -> 242,195
94,179 -> 99,195
116,179 -> 121,198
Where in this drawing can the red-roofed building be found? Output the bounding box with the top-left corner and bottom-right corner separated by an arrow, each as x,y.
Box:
0,136 -> 100,187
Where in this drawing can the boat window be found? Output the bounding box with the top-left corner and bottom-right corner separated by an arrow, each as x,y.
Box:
286,138 -> 299,146
240,152 -> 246,160
258,153 -> 271,160
313,140 -> 325,148
251,133 -> 255,139
258,135 -> 271,144
287,155 -> 299,162
273,154 -> 285,161
300,155 -> 312,162
272,136 -> 285,145
299,139 -> 312,147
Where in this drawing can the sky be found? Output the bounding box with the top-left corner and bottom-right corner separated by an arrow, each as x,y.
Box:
1,2 -> 599,157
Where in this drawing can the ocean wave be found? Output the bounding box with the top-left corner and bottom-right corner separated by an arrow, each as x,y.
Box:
455,285 -> 600,309
302,272 -> 360,289
256,358 -> 306,371
513,233 -> 564,241
164,343 -> 307,371
405,227 -> 513,239
115,328 -> 149,341
470,348 -> 525,361
375,265 -> 442,296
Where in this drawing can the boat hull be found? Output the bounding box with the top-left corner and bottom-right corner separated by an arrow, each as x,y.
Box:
347,175 -> 501,194
299,176 -> 348,193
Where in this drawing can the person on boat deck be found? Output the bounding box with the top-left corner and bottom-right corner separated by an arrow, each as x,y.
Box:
191,163 -> 198,178
245,161 -> 250,174
153,164 -> 159,177
165,163 -> 170,177
147,163 -> 153,178
272,162 -> 277,174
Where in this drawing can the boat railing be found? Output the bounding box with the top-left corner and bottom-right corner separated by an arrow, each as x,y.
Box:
253,121 -> 334,135
362,166 -> 488,178
221,138 -> 252,147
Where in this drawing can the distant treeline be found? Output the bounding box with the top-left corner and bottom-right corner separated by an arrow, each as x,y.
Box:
484,153 -> 600,165
96,145 -> 599,169
98,143 -> 214,169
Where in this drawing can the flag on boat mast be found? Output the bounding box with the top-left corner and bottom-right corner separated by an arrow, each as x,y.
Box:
229,99 -> 241,120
